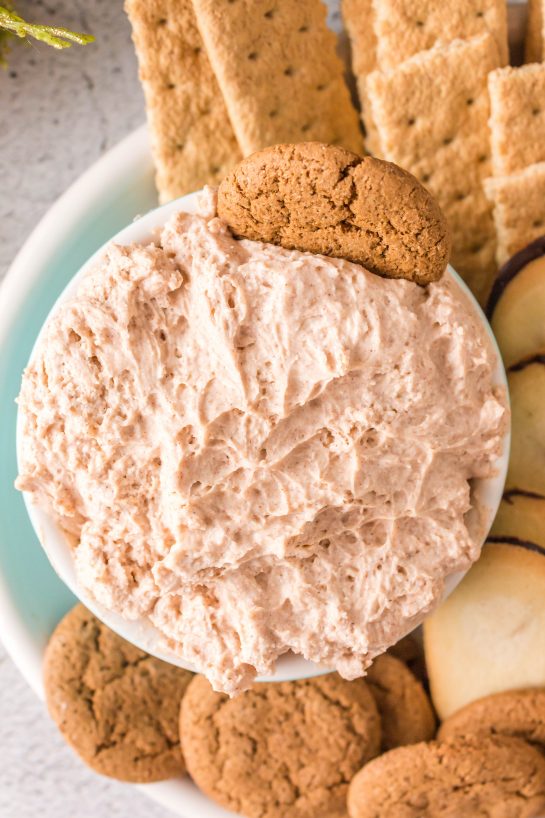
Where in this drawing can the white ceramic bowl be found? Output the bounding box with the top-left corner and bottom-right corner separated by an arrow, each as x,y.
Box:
16,188 -> 511,683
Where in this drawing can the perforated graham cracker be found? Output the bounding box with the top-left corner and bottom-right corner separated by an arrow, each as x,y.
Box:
343,0 -> 377,80
342,0 -> 380,153
485,163 -> 545,264
526,0 -> 545,62
366,34 -> 501,304
372,0 -> 508,70
191,0 -> 364,156
489,64 -> 545,175
125,0 -> 241,204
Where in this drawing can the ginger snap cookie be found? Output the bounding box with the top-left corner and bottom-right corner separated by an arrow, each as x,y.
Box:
217,142 -> 450,285
387,633 -> 427,684
181,673 -> 381,818
366,654 -> 435,751
438,688 -> 545,751
44,604 -> 193,782
347,734 -> 545,818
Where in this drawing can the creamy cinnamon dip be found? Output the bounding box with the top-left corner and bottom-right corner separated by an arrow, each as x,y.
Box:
17,189 -> 507,695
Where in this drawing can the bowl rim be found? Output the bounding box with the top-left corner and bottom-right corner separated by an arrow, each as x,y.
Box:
15,183 -> 511,684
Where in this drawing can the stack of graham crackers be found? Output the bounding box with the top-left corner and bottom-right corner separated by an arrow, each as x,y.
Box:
124,0 -> 363,204
125,0 -> 545,307
344,0 -> 545,304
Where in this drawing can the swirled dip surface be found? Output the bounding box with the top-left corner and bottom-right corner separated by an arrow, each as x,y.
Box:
17,190 -> 507,695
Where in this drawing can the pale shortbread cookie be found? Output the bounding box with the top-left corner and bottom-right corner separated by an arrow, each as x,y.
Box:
341,0 -> 380,152
485,163 -> 545,265
125,0 -> 241,204
191,0 -> 364,156
366,34 -> 501,304
489,64 -> 545,175
372,0 -> 508,70
526,0 -> 545,62
424,543 -> 545,720
491,493 -> 545,551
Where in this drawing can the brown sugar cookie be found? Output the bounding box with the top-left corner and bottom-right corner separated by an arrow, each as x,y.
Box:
44,604 -> 193,782
366,654 -> 436,751
347,734 -> 545,818
438,688 -> 545,751
181,672 -> 381,818
217,142 -> 450,285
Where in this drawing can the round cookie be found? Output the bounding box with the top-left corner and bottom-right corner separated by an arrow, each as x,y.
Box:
387,632 -> 427,684
44,604 -> 193,782
217,142 -> 450,285
181,672 -> 381,818
347,734 -> 545,818
366,654 -> 436,750
438,688 -> 545,750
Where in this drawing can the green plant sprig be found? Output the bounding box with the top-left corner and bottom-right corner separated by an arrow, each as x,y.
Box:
0,5 -> 94,65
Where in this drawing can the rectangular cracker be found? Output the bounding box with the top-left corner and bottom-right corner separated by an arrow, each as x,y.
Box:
341,0 -> 380,153
489,64 -> 545,176
485,163 -> 545,265
191,0 -> 364,157
366,34 -> 501,304
372,0 -> 508,70
526,0 -> 545,62
342,0 -> 377,88
125,0 -> 241,204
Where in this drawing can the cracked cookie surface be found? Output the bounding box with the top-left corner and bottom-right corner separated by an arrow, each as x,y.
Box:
348,734 -> 545,818
438,688 -> 545,751
217,142 -> 450,285
43,603 -> 193,782
366,653 -> 436,751
180,672 -> 381,818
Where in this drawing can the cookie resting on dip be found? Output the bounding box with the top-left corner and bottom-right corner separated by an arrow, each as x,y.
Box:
16,186 -> 507,695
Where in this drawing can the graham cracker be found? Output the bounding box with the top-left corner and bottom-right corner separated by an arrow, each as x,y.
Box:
191,0 -> 364,156
342,0 -> 380,154
485,163 -> 545,264
366,34 -> 501,304
125,0 -> 241,204
372,0 -> 509,70
343,0 -> 377,80
526,0 -> 545,63
489,64 -> 545,175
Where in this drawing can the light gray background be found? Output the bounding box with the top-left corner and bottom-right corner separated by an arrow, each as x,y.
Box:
0,1 -> 339,816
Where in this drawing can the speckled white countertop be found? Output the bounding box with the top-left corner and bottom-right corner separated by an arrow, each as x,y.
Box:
0,2 -> 342,816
